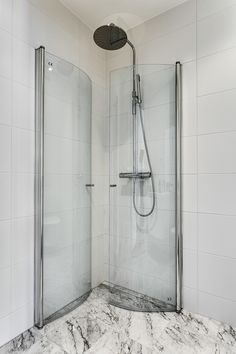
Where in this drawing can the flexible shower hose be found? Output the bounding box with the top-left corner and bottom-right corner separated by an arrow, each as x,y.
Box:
133,103 -> 156,217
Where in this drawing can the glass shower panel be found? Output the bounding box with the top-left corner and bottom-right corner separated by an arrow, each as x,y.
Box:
109,64 -> 176,310
43,52 -> 92,319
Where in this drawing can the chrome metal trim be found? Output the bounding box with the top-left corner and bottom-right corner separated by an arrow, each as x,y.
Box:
34,46 -> 45,328
127,39 -> 137,115
119,172 -> 151,179
175,62 -> 183,312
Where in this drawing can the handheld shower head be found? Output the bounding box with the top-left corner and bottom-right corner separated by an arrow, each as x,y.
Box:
93,23 -> 128,51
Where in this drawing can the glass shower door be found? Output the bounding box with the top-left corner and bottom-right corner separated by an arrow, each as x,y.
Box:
109,64 -> 177,311
43,52 -> 92,320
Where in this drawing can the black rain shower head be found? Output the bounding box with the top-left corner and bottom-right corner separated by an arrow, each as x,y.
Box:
93,23 -> 128,50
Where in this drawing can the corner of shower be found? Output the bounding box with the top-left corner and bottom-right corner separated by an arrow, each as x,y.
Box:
107,62 -> 183,314
35,43 -> 183,326
34,46 -> 93,328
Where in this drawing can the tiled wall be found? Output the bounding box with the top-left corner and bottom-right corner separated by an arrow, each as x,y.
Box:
0,0 -> 236,347
0,0 -> 106,347
105,0 -> 236,327
195,0 -> 236,326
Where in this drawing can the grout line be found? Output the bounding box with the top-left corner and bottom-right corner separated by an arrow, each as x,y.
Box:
184,246 -> 236,262
197,42 -> 236,61
197,130 -> 236,137
198,290 -> 236,304
197,1 -> 236,22
197,172 -> 236,175
198,250 -> 236,262
198,86 -> 236,98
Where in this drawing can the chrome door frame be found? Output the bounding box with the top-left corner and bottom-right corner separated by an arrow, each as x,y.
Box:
175,61 -> 183,312
34,46 -> 45,328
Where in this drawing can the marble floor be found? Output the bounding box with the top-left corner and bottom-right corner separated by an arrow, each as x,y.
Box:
1,285 -> 236,354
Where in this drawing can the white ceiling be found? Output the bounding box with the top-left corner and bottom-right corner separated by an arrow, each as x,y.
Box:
60,0 -> 188,30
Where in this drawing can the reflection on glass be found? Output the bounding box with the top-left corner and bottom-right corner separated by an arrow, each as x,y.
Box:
43,52 -> 92,319
109,65 -> 176,311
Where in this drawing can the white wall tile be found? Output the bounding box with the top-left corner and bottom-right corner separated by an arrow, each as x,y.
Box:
0,220 -> 11,269
199,213 -> 236,258
0,173 -> 11,220
182,175 -> 197,212
183,286 -> 198,313
182,62 -> 197,142
197,0 -> 236,20
92,116 -> 109,146
9,302 -> 34,341
0,76 -> 11,126
0,0 -> 12,33
198,132 -> 236,173
92,234 -> 109,287
44,135 -> 72,174
198,253 -> 236,301
149,140 -> 175,174
198,174 -> 236,215
138,24 -> 196,64
12,128 -> 34,173
182,136 -> 197,174
44,174 -> 73,213
0,125 -> 11,172
182,212 -> 197,250
198,5 -> 236,58
182,61 -> 197,99
44,96 -> 73,139
12,0 -> 38,45
12,83 -> 34,130
0,314 -> 11,347
198,291 -> 236,327
12,173 -> 34,218
130,0 -> 196,45
0,267 -> 11,318
92,176 -> 109,206
92,205 -> 109,237
0,29 -> 11,79
12,39 -> 34,87
92,143 -> 109,176
198,89 -> 236,134
198,47 -> 236,96
12,217 -> 34,264
183,249 -> 197,289
11,260 -> 33,311
144,103 -> 175,142
182,98 -> 197,137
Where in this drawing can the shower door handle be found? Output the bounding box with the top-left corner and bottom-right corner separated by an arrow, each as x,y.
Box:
85,184 -> 95,187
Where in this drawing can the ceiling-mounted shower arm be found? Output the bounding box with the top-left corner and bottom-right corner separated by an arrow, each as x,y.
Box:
127,40 -> 137,115
127,40 -> 136,78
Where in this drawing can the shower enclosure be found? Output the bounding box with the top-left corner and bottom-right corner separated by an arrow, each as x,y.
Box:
108,63 -> 182,312
35,44 -> 182,327
35,47 -> 92,327
93,24 -> 182,312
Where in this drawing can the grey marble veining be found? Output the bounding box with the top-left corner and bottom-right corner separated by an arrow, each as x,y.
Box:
1,285 -> 236,354
0,328 -> 67,354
